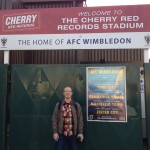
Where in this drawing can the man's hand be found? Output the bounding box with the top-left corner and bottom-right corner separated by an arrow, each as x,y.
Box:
77,134 -> 84,142
53,133 -> 59,141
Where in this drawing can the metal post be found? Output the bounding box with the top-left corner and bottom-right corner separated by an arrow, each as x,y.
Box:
4,50 -> 9,64
149,48 -> 150,62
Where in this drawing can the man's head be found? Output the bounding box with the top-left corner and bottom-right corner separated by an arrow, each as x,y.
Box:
63,87 -> 73,100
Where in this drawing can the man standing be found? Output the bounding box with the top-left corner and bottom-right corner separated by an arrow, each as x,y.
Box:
52,87 -> 84,150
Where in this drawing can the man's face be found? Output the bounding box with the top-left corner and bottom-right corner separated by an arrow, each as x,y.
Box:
63,87 -> 73,99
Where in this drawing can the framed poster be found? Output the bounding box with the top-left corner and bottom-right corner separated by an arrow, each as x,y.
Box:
87,66 -> 127,122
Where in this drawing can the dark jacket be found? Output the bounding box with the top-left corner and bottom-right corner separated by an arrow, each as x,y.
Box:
52,100 -> 83,135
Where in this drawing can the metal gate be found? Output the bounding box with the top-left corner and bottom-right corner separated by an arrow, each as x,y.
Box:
144,63 -> 150,150
0,65 -> 8,150
10,64 -> 143,150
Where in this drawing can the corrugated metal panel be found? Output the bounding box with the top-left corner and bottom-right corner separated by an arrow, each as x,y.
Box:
10,50 -> 78,64
22,1 -> 83,8
0,0 -> 5,9
23,2 -> 71,8
32,50 -> 78,64
10,49 -> 144,64
81,49 -> 144,63
10,51 -> 25,64
0,51 -> 4,64
0,0 -> 12,9
12,0 -> 84,9
0,0 -> 2,9
21,0 -> 85,3
12,0 -> 24,9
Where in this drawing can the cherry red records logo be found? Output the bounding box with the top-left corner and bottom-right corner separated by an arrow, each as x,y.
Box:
3,13 -> 39,30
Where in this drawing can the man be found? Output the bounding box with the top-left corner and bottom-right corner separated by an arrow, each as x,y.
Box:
52,87 -> 84,150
